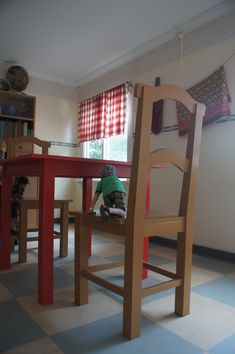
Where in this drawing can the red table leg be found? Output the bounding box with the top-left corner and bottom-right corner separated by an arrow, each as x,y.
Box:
82,177 -> 92,256
0,171 -> 12,270
38,162 -> 55,305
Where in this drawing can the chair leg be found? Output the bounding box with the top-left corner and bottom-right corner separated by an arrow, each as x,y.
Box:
59,201 -> 69,258
122,231 -> 143,339
175,227 -> 193,315
18,204 -> 28,263
74,217 -> 89,305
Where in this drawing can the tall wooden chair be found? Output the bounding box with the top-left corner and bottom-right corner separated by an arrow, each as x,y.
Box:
6,136 -> 71,262
71,84 -> 205,339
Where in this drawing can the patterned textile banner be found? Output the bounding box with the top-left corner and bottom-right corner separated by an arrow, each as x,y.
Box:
177,66 -> 231,136
152,100 -> 163,134
78,84 -> 127,143
151,76 -> 163,135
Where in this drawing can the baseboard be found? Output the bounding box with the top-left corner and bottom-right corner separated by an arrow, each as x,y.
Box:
151,236 -> 235,264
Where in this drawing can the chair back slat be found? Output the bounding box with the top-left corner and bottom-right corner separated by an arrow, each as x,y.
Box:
179,102 -> 205,215
6,136 -> 51,158
148,149 -> 189,172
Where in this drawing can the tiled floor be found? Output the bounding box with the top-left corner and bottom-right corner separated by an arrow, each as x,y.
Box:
1,225 -> 235,354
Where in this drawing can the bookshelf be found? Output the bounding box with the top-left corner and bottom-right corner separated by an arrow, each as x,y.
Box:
0,90 -> 38,228
0,90 -> 35,153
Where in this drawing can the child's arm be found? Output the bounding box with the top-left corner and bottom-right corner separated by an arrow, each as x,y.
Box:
89,192 -> 101,212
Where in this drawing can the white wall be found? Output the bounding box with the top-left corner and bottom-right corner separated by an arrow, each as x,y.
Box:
136,37 -> 235,253
26,78 -> 83,211
78,10 -> 235,252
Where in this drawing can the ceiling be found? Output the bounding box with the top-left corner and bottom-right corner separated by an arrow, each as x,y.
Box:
0,0 -> 234,87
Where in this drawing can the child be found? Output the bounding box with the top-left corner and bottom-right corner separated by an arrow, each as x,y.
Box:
11,176 -> 29,236
89,164 -> 126,221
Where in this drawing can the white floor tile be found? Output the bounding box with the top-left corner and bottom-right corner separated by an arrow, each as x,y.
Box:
142,292 -> 235,350
18,286 -> 122,335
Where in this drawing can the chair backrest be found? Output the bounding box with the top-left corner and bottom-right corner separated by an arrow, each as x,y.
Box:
126,84 -> 205,230
6,136 -> 51,158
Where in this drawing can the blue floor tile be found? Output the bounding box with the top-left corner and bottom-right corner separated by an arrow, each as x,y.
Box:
53,313 -> 203,354
54,254 -> 74,264
0,299 -> 46,352
92,236 -> 114,245
193,275 -> 235,307
0,265 -> 73,297
107,254 -> 173,267
0,265 -> 38,297
209,333 -> 235,354
54,267 -> 74,289
148,254 -> 174,266
107,255 -> 124,262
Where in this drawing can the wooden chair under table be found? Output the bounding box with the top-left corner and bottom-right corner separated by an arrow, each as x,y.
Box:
6,136 -> 51,158
18,198 -> 71,263
6,136 -> 72,263
71,83 -> 206,339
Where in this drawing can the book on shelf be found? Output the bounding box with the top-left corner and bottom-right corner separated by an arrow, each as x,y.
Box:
27,128 -> 33,136
0,120 -> 4,139
8,121 -> 18,137
22,121 -> 28,136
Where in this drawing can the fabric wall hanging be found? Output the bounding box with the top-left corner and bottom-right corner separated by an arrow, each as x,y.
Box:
177,65 -> 231,136
151,77 -> 163,135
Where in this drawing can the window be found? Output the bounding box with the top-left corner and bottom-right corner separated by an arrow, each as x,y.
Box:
83,125 -> 128,161
81,84 -> 133,162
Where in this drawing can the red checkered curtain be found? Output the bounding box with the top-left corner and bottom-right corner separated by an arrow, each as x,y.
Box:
78,83 -> 127,143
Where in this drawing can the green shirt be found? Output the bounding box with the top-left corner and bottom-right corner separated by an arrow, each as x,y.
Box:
95,176 -> 126,198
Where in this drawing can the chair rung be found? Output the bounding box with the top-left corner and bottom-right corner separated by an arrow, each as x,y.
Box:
143,262 -> 178,279
24,232 -> 61,242
142,278 -> 182,298
88,261 -> 124,272
82,270 -> 124,297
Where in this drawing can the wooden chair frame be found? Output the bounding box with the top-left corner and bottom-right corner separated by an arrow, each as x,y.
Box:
72,84 -> 205,339
6,136 -> 51,158
7,136 -> 71,263
17,199 -> 71,263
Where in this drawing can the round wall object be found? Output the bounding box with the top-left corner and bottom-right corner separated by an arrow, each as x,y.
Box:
6,65 -> 29,91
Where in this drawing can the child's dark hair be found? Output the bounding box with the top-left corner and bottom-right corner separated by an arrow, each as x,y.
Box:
101,165 -> 116,177
15,176 -> 29,185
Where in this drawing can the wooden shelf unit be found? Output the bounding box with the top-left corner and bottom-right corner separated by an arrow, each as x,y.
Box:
0,90 -> 36,145
0,90 -> 38,227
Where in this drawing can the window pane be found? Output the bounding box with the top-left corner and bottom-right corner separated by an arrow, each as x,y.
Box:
107,133 -> 127,161
87,139 -> 103,159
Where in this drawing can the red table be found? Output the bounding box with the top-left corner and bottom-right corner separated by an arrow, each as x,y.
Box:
0,155 -> 137,304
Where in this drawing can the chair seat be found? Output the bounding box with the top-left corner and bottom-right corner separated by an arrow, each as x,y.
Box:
70,209 -> 183,237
